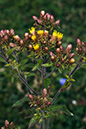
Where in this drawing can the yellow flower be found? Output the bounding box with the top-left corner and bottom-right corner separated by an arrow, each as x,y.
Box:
37,30 -> 44,36
31,35 -> 37,41
29,27 -> 35,35
53,30 -> 63,40
33,44 -> 39,50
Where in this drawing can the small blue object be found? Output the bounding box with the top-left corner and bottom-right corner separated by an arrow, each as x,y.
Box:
59,78 -> 67,86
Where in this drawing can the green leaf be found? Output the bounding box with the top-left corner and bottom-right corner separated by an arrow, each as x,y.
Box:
12,97 -> 29,108
18,59 -> 28,71
8,47 -> 18,55
61,80 -> 70,90
49,105 -> 74,116
41,63 -> 53,67
29,115 -> 41,128
24,72 -> 37,77
32,59 -> 43,71
43,78 -> 51,88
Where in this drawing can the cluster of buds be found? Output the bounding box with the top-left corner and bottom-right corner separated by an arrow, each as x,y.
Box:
76,39 -> 86,57
0,29 -> 15,46
49,43 -> 75,69
33,10 -> 60,28
1,120 -> 15,129
28,88 -> 51,110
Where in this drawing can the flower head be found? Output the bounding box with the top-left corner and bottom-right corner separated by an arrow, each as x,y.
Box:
29,27 -> 35,35
53,30 -> 63,40
33,44 -> 39,50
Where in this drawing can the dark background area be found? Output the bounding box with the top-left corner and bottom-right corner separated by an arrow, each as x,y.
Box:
0,0 -> 86,128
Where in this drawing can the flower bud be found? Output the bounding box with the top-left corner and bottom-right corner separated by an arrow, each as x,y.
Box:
44,97 -> 47,102
77,39 -> 81,46
32,16 -> 38,21
28,94 -> 34,101
61,58 -> 65,63
5,120 -> 9,125
46,13 -> 50,20
51,55 -> 56,62
56,63 -> 60,67
13,35 -> 20,41
69,58 -> 75,64
28,44 -> 33,50
41,105 -> 45,109
37,99 -> 41,106
60,46 -> 64,52
45,101 -> 51,106
10,29 -> 15,35
37,19 -> 42,24
50,15 -> 54,22
55,20 -> 60,25
68,53 -> 74,58
44,47 -> 48,53
24,33 -> 29,37
3,35 -> 8,41
19,40 -> 24,45
42,88 -> 47,96
57,41 -> 62,46
40,10 -> 45,17
65,44 -> 72,53
56,48 -> 61,54
49,51 -> 54,56
10,122 -> 14,128
43,41 -> 47,44
6,30 -> 10,35
9,43 -> 17,47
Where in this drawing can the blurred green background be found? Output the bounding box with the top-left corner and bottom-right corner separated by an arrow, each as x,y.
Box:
0,0 -> 86,128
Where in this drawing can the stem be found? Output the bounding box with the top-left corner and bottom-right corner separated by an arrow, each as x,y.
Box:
51,88 -> 62,104
44,67 -> 57,79
69,57 -> 83,77
42,66 -> 46,90
16,69 -> 37,95
47,118 -> 50,129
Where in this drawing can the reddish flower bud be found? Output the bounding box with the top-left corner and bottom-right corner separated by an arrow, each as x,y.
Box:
20,40 -> 24,45
49,51 -> 54,56
9,43 -> 17,47
32,16 -> 38,21
28,44 -> 33,50
61,58 -> 65,63
44,47 -> 48,52
42,88 -> 47,96
37,19 -> 42,24
44,97 -> 47,102
10,29 -> 15,35
50,15 -> 54,22
10,122 -> 14,128
28,94 -> 34,101
5,120 -> 9,125
41,105 -> 45,109
45,101 -> 51,106
46,13 -> 50,20
57,41 -> 62,46
6,30 -> 10,35
24,33 -> 29,37
68,53 -> 74,58
60,46 -> 64,52
77,39 -> 81,45
56,63 -> 60,67
65,44 -> 72,53
43,41 -> 47,44
55,20 -> 60,25
56,48 -> 61,54
37,99 -> 41,106
14,35 -> 20,41
40,10 -> 45,17
4,35 -> 8,41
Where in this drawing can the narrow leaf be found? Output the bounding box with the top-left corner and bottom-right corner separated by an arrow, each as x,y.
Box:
32,59 -> 42,71
61,80 -> 70,90
8,47 -> 18,55
49,105 -> 74,116
42,63 -> 53,67
12,97 -> 29,108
